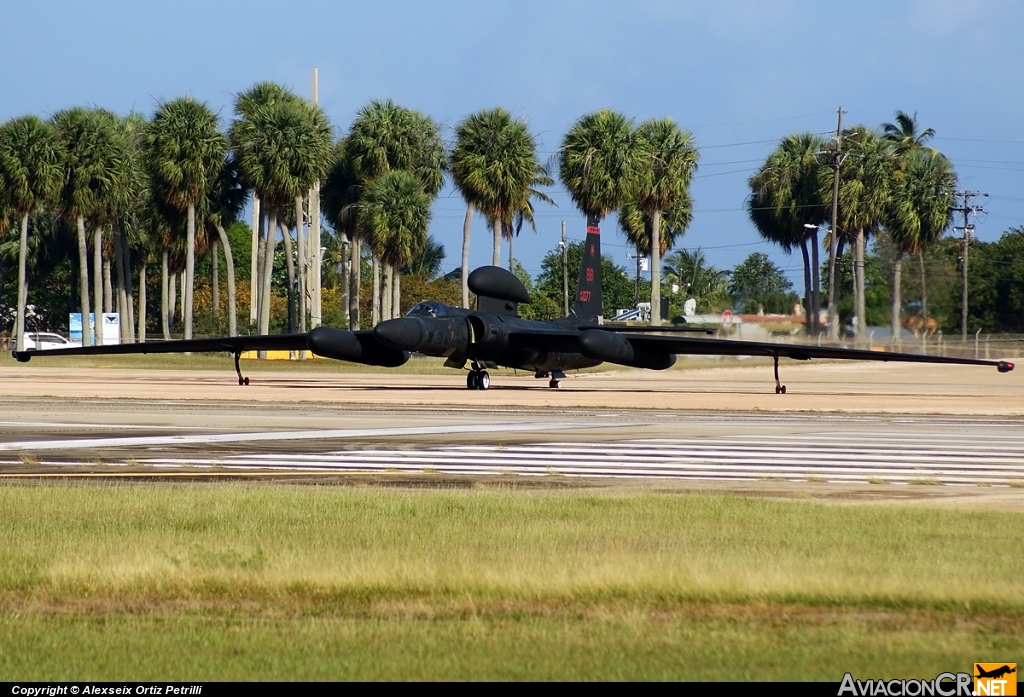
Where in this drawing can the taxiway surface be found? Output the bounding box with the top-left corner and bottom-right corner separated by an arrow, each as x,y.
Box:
0,361 -> 1021,507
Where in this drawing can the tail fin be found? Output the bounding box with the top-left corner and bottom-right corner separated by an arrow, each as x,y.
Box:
571,214 -> 603,321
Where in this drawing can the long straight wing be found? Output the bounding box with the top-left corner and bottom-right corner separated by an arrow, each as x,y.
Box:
12,334 -> 308,361
508,327 -> 1014,372
12,328 -> 410,369
622,332 -> 1014,371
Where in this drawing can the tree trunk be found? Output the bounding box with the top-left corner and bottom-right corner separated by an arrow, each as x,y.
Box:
890,251 -> 903,347
383,262 -> 393,321
211,238 -> 219,325
76,217 -> 91,346
282,220 -> 296,334
184,204 -> 196,340
350,238 -> 361,330
461,205 -> 472,308
255,210 -> 265,328
340,235 -> 350,328
260,208 -> 277,339
371,256 -> 380,326
168,266 -> 177,336
800,239 -> 812,336
810,229 -> 821,335
103,257 -> 112,314
15,214 -> 29,352
114,223 -> 129,343
138,262 -> 147,343
492,219 -> 501,267
122,226 -> 135,344
309,181 -> 322,329
215,224 -> 237,337
919,252 -> 928,328
295,195 -> 306,336
250,195 -> 260,326
179,271 -> 185,324
93,227 -> 103,328
393,270 -> 401,318
161,249 -> 170,339
650,209 -> 662,326
508,233 -> 514,272
855,229 -> 866,340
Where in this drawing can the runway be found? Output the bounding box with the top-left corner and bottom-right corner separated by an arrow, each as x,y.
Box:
1,397 -> 1021,490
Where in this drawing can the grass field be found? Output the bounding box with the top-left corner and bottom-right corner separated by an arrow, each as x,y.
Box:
1,482 -> 1021,680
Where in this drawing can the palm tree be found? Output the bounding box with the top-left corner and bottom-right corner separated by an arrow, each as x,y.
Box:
883,111 -> 935,156
558,110 -> 641,310
450,108 -> 548,292
360,170 -> 431,317
106,112 -> 145,343
618,194 -> 692,258
146,97 -> 227,340
826,127 -> 893,339
883,110 -> 944,341
883,149 -> 955,344
321,138 -> 363,328
232,86 -> 332,338
203,154 -> 247,336
748,133 -> 828,335
631,118 -> 698,325
662,248 -> 729,313
0,116 -> 62,351
503,165 -> 555,272
346,100 -> 445,321
401,235 -> 445,279
52,108 -> 127,346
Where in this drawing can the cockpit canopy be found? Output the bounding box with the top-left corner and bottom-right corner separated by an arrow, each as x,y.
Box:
406,301 -> 448,318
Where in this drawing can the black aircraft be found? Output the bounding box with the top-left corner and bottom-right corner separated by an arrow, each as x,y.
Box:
11,221 -> 1015,390
976,665 -> 1017,680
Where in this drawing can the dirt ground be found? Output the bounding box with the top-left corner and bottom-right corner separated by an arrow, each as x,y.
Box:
0,358 -> 1019,416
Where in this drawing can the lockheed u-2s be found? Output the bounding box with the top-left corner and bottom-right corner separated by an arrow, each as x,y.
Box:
12,222 -> 1014,390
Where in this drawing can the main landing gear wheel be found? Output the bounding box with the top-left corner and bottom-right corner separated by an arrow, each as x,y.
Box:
466,370 -> 490,390
234,352 -> 250,386
772,354 -> 785,394
549,379 -> 561,389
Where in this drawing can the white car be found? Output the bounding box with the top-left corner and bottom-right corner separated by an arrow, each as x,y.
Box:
21,332 -> 75,350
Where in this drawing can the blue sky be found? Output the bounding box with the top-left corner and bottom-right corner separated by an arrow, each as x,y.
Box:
3,0 -> 1023,287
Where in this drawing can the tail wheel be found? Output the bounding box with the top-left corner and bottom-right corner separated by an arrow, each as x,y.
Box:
549,379 -> 561,389
467,371 -> 478,390
478,371 -> 490,390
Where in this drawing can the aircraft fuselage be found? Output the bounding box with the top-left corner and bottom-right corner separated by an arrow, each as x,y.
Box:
373,304 -> 602,376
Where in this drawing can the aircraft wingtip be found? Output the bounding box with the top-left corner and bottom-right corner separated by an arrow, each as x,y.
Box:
997,361 -> 1014,373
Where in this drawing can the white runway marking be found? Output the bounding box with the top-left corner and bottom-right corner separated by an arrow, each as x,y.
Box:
0,421 -> 621,452
24,432 -> 1017,486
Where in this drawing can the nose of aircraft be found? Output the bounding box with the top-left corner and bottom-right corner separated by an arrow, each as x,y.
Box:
373,317 -> 424,351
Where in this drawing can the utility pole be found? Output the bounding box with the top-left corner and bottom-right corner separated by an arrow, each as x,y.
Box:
560,221 -> 569,316
952,190 -> 988,342
827,106 -> 846,341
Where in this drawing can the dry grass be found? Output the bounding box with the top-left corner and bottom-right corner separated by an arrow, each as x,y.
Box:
2,482 -> 1022,680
